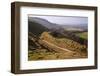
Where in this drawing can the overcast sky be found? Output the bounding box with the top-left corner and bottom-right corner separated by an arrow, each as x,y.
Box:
28,15 -> 88,26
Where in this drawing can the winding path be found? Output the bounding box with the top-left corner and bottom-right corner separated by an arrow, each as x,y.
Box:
39,40 -> 73,53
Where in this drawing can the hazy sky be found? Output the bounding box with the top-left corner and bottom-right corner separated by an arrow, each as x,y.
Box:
28,15 -> 88,26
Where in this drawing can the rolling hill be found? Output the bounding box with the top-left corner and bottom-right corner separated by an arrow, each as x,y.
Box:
28,16 -> 88,60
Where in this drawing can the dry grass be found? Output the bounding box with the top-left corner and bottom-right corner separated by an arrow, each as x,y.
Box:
28,32 -> 88,61
28,49 -> 87,61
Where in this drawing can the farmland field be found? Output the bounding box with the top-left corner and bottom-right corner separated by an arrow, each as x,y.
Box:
76,32 -> 88,39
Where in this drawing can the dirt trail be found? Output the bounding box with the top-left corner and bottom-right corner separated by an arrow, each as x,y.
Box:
39,39 -> 74,53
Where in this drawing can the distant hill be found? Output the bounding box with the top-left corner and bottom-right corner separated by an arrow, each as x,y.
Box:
28,20 -> 49,36
28,17 -> 64,36
29,17 -> 61,29
28,17 -> 87,32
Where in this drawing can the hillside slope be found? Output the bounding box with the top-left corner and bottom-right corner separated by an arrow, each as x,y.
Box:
39,32 -> 87,52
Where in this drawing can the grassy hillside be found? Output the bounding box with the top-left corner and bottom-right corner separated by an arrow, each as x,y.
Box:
40,32 -> 87,52
28,32 -> 87,61
28,21 -> 49,36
